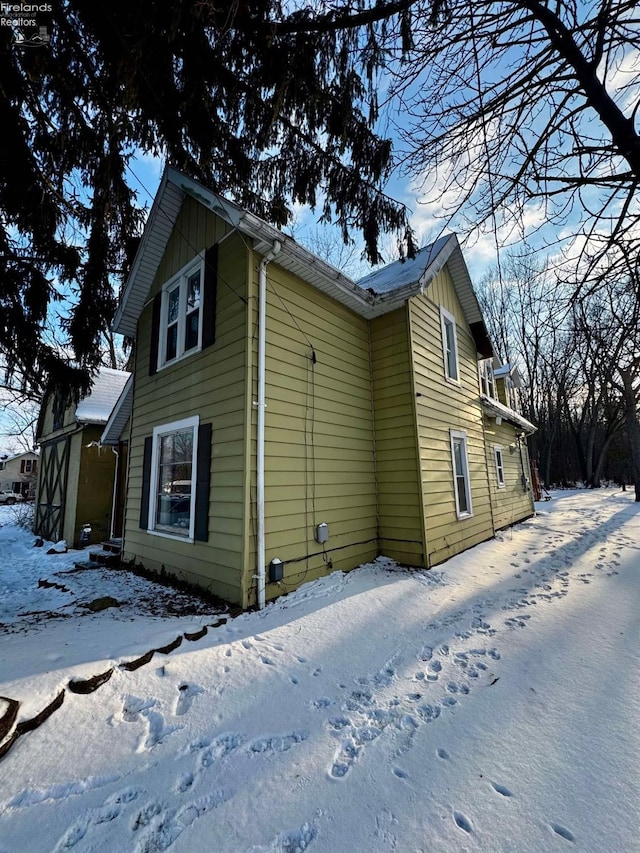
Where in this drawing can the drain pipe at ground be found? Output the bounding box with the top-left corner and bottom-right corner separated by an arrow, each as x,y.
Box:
109,446 -> 119,540
256,240 -> 281,610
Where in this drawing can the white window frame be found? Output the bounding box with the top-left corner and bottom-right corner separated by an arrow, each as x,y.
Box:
494,445 -> 505,488
479,359 -> 496,399
440,307 -> 460,383
148,415 -> 199,542
158,256 -> 204,370
450,429 -> 473,518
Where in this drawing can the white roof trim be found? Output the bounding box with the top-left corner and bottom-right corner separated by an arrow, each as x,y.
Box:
481,395 -> 536,435
113,167 -> 372,336
114,167 -> 494,336
100,374 -> 133,445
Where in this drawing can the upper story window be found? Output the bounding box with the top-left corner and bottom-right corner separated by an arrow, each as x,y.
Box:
21,459 -> 36,474
440,307 -> 459,382
160,260 -> 203,367
479,359 -> 496,398
52,391 -> 66,431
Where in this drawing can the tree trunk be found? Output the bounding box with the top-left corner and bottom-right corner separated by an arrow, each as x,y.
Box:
619,367 -> 640,501
592,432 -> 616,487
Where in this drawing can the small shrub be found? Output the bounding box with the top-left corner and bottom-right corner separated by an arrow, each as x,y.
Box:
6,502 -> 35,531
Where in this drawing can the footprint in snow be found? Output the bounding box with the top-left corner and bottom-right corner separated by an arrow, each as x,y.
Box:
437,747 -> 449,760
551,823 -> 575,843
248,730 -> 308,755
453,811 -> 473,833
250,822 -> 317,853
490,781 -> 513,797
175,683 -> 203,716
119,696 -> 181,752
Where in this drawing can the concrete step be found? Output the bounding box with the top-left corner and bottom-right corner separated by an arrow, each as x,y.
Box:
88,549 -> 121,568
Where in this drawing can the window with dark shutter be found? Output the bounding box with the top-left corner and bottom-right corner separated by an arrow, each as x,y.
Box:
139,436 -> 153,529
149,294 -> 161,376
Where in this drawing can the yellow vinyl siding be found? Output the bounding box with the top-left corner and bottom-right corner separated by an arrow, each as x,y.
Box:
485,420 -> 535,529
245,252 -> 378,606
122,199 -> 248,606
370,308 -> 425,565
409,267 -> 494,566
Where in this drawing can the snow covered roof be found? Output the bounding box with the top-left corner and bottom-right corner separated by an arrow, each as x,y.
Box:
494,363 -> 524,388
356,236 -> 451,295
480,394 -> 536,434
75,368 -> 131,425
1,450 -> 38,462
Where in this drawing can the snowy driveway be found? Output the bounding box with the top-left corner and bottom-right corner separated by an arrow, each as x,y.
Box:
0,490 -> 638,852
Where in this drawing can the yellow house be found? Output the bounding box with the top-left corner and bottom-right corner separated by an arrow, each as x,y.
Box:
34,368 -> 130,547
111,167 -> 535,609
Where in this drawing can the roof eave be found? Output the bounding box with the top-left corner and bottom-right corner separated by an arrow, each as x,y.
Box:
114,167 -> 376,331
481,395 -> 536,435
100,375 -> 134,445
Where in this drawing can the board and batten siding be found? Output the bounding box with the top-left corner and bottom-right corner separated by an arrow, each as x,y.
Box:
485,420 -> 535,529
370,308 -> 426,565
245,252 -> 378,606
408,267 -> 495,566
122,197 -> 250,606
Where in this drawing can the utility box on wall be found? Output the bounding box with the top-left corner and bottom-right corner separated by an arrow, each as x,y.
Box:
269,557 -> 283,582
316,523 -> 329,544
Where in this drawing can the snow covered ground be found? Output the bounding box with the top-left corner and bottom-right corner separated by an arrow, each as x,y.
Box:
0,489 -> 638,852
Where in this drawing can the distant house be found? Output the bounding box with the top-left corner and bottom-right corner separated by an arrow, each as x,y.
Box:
110,167 -> 535,609
0,451 -> 39,499
34,368 -> 130,546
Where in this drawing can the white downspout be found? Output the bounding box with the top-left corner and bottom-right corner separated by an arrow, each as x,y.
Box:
109,446 -> 120,540
257,240 -> 281,609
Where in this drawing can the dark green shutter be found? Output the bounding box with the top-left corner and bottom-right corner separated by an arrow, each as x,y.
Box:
149,294 -> 161,375
194,423 -> 212,541
139,436 -> 153,529
202,244 -> 218,349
